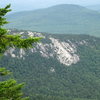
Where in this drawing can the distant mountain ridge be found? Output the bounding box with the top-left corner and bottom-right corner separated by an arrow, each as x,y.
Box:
6,4 -> 100,36
86,4 -> 100,12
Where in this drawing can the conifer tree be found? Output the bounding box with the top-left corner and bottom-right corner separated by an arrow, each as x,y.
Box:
0,4 -> 41,100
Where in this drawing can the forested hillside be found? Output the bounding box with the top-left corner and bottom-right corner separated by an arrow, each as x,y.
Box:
6,4 -> 100,36
0,30 -> 100,100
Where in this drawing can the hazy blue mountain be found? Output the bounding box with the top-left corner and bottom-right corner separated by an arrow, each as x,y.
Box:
86,4 -> 100,12
6,4 -> 100,36
0,29 -> 100,100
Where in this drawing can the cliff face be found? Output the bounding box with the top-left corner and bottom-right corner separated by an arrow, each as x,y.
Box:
5,30 -> 80,66
1,30 -> 100,100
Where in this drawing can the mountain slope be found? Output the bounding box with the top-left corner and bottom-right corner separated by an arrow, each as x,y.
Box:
6,4 -> 100,36
86,4 -> 100,12
0,30 -> 100,100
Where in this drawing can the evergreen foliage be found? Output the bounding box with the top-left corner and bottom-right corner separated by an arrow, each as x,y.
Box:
0,3 -> 100,100
1,32 -> 100,100
0,4 -> 41,100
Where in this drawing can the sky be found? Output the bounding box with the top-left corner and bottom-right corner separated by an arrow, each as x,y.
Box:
1,0 -> 100,12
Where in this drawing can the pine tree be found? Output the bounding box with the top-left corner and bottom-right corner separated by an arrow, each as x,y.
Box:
0,4 -> 41,100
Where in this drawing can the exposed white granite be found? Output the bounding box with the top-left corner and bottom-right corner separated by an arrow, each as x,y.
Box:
5,30 -> 80,66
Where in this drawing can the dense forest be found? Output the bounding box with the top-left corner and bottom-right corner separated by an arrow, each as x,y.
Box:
1,2 -> 100,100
0,30 -> 100,100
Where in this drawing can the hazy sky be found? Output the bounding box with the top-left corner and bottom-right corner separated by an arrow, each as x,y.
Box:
1,0 -> 100,12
